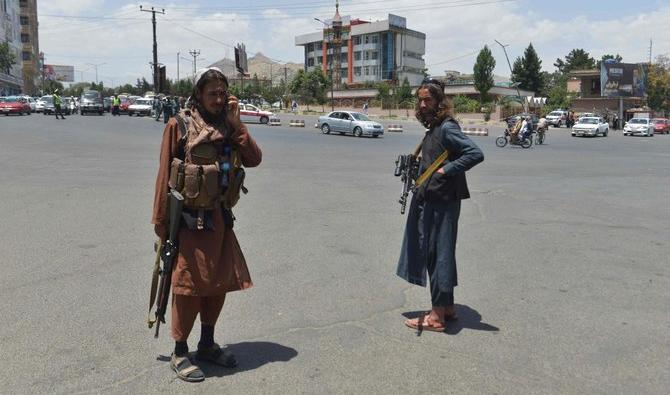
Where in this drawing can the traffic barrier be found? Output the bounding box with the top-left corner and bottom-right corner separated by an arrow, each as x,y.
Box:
387,124 -> 403,132
269,117 -> 281,126
289,120 -> 305,127
462,127 -> 489,136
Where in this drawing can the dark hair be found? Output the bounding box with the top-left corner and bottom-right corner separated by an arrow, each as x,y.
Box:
414,78 -> 454,127
188,69 -> 229,111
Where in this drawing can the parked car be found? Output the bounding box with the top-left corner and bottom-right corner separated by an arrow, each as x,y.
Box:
127,98 -> 153,116
651,118 -> 669,134
317,111 -> 384,137
571,117 -> 609,137
545,110 -> 567,127
0,96 -> 32,115
239,103 -> 274,124
79,90 -> 104,115
623,118 -> 654,137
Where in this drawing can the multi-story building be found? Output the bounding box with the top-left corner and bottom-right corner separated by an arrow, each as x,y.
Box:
19,0 -> 39,95
0,0 -> 23,95
295,5 -> 426,88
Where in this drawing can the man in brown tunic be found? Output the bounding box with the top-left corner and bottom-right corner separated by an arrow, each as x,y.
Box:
151,67 -> 262,382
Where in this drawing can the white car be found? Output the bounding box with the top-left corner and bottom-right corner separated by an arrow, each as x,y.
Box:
571,117 -> 609,137
623,118 -> 654,137
20,96 -> 36,112
34,98 -> 45,113
545,110 -> 566,127
239,103 -> 274,124
127,98 -> 153,116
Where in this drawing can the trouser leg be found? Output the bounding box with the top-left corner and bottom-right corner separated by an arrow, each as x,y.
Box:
200,294 -> 226,326
171,294 -> 201,342
427,253 -> 454,307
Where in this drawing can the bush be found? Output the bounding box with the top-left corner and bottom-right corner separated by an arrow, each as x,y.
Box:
453,95 -> 480,113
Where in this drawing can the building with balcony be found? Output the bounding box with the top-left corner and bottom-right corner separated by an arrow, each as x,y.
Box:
295,4 -> 426,88
1,0 -> 24,95
19,0 -> 39,95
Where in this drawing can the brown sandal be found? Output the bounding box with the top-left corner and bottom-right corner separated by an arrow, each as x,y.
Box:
405,314 -> 446,332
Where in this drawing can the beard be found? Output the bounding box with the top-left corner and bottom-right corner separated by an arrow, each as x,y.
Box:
195,102 -> 227,126
416,107 -> 439,128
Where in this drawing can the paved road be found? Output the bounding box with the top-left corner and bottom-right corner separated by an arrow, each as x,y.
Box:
0,113 -> 668,394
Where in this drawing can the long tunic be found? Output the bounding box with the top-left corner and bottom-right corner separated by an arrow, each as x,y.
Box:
397,118 -> 483,290
151,113 -> 262,296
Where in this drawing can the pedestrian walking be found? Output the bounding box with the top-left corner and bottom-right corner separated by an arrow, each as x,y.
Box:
397,78 -> 484,332
53,89 -> 65,120
291,100 -> 298,114
151,67 -> 262,382
154,97 -> 162,121
363,101 -> 369,115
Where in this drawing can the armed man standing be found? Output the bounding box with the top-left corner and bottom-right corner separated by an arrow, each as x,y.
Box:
53,89 -> 65,120
151,67 -> 262,382
397,79 -> 484,332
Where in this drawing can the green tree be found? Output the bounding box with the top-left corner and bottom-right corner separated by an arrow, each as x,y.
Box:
45,80 -> 65,94
289,69 -> 329,111
376,81 -> 392,110
554,49 -> 596,74
596,53 -> 623,69
511,43 -> 543,93
396,77 -> 413,107
473,45 -> 496,103
647,55 -> 670,113
0,40 -> 17,74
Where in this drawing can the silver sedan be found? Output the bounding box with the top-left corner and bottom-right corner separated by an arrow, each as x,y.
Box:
317,111 -> 384,137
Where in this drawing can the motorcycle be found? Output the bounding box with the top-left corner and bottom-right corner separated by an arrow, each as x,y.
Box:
495,127 -> 533,149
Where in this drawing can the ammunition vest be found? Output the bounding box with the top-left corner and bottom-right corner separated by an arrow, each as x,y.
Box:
168,111 -> 247,216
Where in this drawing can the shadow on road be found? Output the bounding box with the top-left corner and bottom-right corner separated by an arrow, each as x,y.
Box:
402,304 -> 499,336
157,341 -> 298,378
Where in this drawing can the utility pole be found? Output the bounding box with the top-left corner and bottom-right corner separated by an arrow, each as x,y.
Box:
140,5 -> 165,91
495,39 -> 524,112
648,38 -> 653,64
189,49 -> 201,80
86,62 -> 106,84
177,52 -> 180,81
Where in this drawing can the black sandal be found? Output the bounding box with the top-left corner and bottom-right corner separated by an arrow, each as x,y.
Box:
196,343 -> 237,368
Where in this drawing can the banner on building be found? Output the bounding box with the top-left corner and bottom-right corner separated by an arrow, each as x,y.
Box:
600,62 -> 647,97
43,64 -> 75,82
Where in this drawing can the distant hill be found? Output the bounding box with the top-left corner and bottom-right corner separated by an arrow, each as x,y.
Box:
208,52 -> 303,83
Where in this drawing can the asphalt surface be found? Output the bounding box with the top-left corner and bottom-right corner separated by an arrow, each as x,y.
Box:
0,111 -> 668,394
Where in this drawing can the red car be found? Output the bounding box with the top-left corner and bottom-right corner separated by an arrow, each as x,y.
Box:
0,96 -> 32,115
651,118 -> 669,134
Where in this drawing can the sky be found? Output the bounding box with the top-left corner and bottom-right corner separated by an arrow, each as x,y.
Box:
38,0 -> 670,86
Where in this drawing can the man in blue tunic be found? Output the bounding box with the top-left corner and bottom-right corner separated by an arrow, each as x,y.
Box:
398,79 -> 484,332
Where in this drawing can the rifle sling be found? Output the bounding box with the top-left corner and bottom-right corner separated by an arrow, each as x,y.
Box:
415,149 -> 449,188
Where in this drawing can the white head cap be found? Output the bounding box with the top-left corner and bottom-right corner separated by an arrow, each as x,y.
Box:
194,67 -> 224,86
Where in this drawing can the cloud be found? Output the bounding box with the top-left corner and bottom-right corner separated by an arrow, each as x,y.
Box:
37,1 -> 670,86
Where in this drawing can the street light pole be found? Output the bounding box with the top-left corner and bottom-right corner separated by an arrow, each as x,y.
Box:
85,62 -> 106,84
177,52 -> 180,81
495,39 -> 524,112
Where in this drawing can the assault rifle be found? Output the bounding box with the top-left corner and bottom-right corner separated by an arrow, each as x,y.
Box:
394,153 -> 420,214
150,190 -> 184,338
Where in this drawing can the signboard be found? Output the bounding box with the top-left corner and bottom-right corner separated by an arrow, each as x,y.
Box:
600,62 -> 647,97
388,14 -> 407,29
43,64 -> 74,82
235,43 -> 248,74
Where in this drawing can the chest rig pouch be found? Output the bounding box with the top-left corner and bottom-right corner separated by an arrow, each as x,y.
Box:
168,112 -> 247,230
